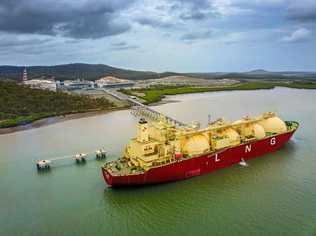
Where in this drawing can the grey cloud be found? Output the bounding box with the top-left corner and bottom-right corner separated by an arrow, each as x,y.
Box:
0,33 -> 58,57
172,0 -> 211,21
134,0 -> 212,31
0,36 -> 52,49
287,3 -> 316,22
58,14 -> 131,39
136,17 -> 175,29
171,0 -> 210,10
180,30 -> 212,42
111,42 -> 128,47
179,11 -> 207,20
110,41 -> 139,51
0,37 -> 56,55
0,0 -> 134,39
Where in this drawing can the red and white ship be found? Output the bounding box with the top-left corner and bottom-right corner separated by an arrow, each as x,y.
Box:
102,112 -> 298,187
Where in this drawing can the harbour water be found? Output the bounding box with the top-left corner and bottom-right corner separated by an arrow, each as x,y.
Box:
1,87 -> 316,236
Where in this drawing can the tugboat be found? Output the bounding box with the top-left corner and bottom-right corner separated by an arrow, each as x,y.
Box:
102,112 -> 298,187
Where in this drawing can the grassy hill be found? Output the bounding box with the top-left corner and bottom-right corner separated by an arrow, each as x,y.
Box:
0,81 -> 115,128
1,63 -> 315,82
0,63 -> 177,81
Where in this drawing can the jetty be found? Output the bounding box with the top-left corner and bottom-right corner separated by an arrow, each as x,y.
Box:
36,148 -> 106,170
102,88 -> 187,126
36,89 -> 186,171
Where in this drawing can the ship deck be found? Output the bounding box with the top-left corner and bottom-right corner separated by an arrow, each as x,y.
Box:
104,158 -> 144,176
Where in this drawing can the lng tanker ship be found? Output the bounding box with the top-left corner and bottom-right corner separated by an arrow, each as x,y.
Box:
102,112 -> 298,187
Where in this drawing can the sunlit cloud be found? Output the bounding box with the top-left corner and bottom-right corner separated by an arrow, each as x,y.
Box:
281,28 -> 311,43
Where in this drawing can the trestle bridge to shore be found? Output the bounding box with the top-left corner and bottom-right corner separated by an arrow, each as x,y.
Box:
102,89 -> 187,127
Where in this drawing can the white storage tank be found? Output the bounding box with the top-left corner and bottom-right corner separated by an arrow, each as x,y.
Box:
258,116 -> 287,134
253,123 -> 266,139
221,128 -> 240,145
182,135 -> 210,155
233,119 -> 266,139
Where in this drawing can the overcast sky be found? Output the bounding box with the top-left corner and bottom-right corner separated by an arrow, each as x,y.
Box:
0,0 -> 315,72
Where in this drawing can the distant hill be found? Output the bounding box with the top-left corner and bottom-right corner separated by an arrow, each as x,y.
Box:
0,63 -> 174,81
245,69 -> 272,75
0,63 -> 315,81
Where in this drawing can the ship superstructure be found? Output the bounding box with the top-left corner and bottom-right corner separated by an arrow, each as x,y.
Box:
102,112 -> 298,187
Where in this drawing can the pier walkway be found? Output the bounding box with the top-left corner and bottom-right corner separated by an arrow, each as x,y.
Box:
101,89 -> 187,127
36,149 -> 107,170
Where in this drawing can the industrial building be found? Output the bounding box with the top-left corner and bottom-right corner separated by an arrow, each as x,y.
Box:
23,79 -> 57,91
56,79 -> 95,91
95,76 -> 134,89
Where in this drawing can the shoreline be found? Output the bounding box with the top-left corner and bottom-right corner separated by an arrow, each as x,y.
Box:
149,99 -> 180,106
0,99 -> 180,135
122,82 -> 316,104
2,85 -> 314,135
0,99 -> 181,135
0,107 -> 128,135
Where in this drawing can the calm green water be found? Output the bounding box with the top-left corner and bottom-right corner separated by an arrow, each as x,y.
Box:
1,87 -> 316,236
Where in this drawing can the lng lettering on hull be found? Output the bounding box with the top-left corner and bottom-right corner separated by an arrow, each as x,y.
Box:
102,112 -> 299,187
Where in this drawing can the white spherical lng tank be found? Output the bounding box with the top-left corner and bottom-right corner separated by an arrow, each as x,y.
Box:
253,123 -> 266,139
183,134 -> 210,155
258,116 -> 287,134
221,128 -> 240,144
232,120 -> 266,139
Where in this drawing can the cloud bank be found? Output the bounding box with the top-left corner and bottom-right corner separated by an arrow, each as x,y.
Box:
0,0 -> 315,71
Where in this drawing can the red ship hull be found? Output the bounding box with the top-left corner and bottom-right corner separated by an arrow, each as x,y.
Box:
102,129 -> 296,187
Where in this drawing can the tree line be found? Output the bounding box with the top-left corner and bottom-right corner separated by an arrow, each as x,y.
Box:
0,81 -> 114,128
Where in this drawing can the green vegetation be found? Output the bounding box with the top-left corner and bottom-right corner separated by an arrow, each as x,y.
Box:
0,63 -> 175,81
1,63 -> 316,81
0,81 -> 115,128
275,82 -> 316,89
121,82 -> 316,104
